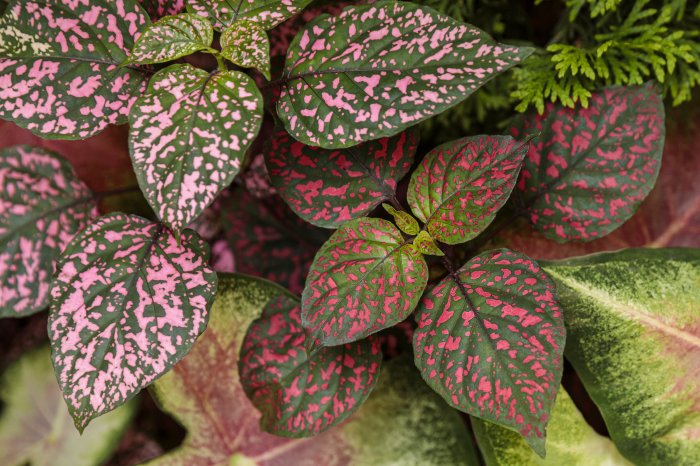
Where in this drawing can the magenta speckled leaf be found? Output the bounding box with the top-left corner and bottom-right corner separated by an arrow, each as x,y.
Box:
0,146 -> 97,317
509,83 -> 665,242
407,135 -> 528,245
277,1 -> 533,149
139,0 -> 185,19
188,0 -> 313,31
126,13 -> 213,65
129,63 -> 263,232
266,128 -> 419,228
221,20 -> 271,80
48,212 -> 217,431
302,217 -> 428,347
240,295 -> 382,436
0,0 -> 150,139
413,249 -> 565,457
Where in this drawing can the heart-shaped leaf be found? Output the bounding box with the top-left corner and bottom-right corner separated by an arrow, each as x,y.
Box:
266,128 -> 419,228
139,0 -> 186,19
240,295 -> 382,436
277,1 -> 532,149
188,0 -> 313,31
543,248 -> 700,465
0,0 -> 150,139
221,20 -> 271,80
302,217 -> 428,347
126,13 -> 213,65
129,64 -> 263,231
0,146 -> 98,317
509,83 -> 665,242
49,212 -> 217,431
413,248 -> 565,457
407,135 -> 528,245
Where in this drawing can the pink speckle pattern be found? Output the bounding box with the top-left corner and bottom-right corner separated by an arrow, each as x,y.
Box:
189,0 -> 313,31
220,20 -> 271,80
0,145 -> 97,317
48,212 -> 217,431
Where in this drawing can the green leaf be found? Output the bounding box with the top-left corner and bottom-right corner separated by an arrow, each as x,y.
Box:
302,217 -> 428,347
413,249 -> 565,457
221,20 -> 271,80
277,1 -> 532,149
472,387 -> 632,466
413,230 -> 444,256
129,64 -> 263,231
407,135 -> 528,245
144,274 -> 478,465
383,203 -> 420,235
543,248 -> 700,466
0,346 -> 135,466
188,0 -> 313,30
125,13 -> 213,65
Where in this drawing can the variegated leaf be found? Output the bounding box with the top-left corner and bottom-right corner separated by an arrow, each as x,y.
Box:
126,13 -> 213,65
0,0 -> 150,139
407,135 -> 528,245
49,212 -> 217,431
188,0 -> 313,31
302,217 -> 428,347
0,146 -> 97,317
509,83 -> 665,242
543,248 -> 700,465
413,249 -> 565,457
221,20 -> 271,80
413,230 -> 443,256
383,203 -> 419,236
277,1 -> 532,149
266,128 -> 419,228
129,64 -> 263,231
240,295 -> 382,436
138,0 -> 185,19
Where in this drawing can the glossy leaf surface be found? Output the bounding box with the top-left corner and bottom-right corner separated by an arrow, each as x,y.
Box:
408,135 -> 528,245
126,13 -> 213,65
0,146 -> 97,317
302,217 -> 428,347
0,0 -> 150,139
221,20 -> 271,80
0,347 -> 136,466
267,128 -> 419,228
129,64 -> 263,231
510,83 -> 665,242
413,249 -> 565,456
188,0 -> 313,30
543,248 -> 700,465
240,295 -> 382,436
277,1 -> 532,148
49,213 -> 217,431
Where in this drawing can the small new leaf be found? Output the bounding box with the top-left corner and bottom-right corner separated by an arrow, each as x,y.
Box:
383,203 -> 419,235
221,21 -> 271,80
413,231 -> 444,256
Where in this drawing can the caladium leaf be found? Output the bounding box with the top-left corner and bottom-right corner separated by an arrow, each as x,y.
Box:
188,0 -> 313,31
0,146 -> 98,317
543,248 -> 700,465
221,20 -> 271,80
407,135 -> 528,245
48,212 -> 217,432
125,13 -> 213,65
0,0 -> 150,139
240,295 -> 382,436
413,231 -> 444,256
413,248 -> 565,457
277,1 -> 532,149
266,128 -> 419,228
509,83 -> 665,242
382,203 -> 420,235
0,346 -> 136,466
129,63 -> 263,231
302,217 -> 428,347
472,387 -> 632,466
144,274 -> 478,466
139,0 -> 186,19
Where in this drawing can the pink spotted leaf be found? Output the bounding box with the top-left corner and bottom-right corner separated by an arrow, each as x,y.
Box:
138,0 -> 185,19
0,0 -> 151,139
125,13 -> 213,65
48,213 -> 217,431
129,63 -> 263,232
266,128 -> 419,228
413,248 -> 565,457
277,1 -> 533,149
509,83 -> 665,242
407,135 -> 529,245
240,295 -> 382,436
188,0 -> 313,31
301,217 -> 428,347
221,20 -> 271,80
0,146 -> 98,317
